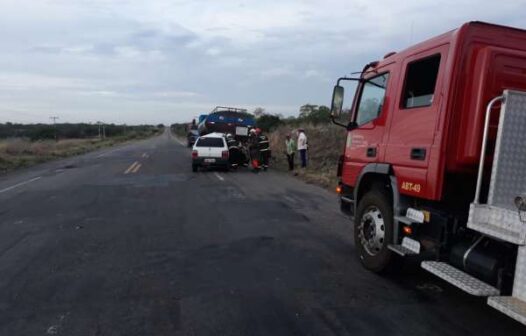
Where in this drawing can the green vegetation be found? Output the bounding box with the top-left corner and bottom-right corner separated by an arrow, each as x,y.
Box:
254,104 -> 333,132
170,123 -> 188,137
255,114 -> 282,132
0,123 -> 161,173
0,123 -> 156,141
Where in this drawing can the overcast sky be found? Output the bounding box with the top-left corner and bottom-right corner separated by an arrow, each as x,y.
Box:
0,0 -> 525,125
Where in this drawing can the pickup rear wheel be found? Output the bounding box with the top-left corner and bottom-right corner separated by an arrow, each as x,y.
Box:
354,189 -> 394,273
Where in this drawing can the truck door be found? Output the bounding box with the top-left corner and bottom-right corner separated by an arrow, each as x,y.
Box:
385,45 -> 448,199
342,69 -> 392,187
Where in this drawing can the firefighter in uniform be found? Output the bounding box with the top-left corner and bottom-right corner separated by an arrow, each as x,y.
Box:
248,128 -> 260,171
256,128 -> 271,171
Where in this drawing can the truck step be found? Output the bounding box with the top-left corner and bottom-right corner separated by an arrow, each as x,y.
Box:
468,204 -> 526,245
488,296 -> 526,325
388,237 -> 420,256
394,215 -> 414,225
388,244 -> 416,256
468,221 -> 524,245
421,261 -> 500,296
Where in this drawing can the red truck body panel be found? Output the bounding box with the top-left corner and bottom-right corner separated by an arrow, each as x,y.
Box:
342,22 -> 526,201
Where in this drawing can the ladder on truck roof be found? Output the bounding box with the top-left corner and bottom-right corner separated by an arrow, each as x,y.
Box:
422,90 -> 526,325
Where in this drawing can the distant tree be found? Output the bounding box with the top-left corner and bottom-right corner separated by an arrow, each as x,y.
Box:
0,123 -> 160,141
309,105 -> 331,124
29,126 -> 55,140
256,114 -> 282,132
298,104 -> 331,124
299,104 -> 318,119
253,107 -> 266,118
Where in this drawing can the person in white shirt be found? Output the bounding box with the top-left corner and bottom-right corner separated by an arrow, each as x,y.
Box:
297,129 -> 308,168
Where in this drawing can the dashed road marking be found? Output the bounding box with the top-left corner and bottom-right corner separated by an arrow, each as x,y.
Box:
97,147 -> 121,158
132,163 -> 142,173
0,176 -> 42,194
214,172 -> 224,181
141,153 -> 149,158
170,133 -> 187,146
124,161 -> 139,174
283,196 -> 297,204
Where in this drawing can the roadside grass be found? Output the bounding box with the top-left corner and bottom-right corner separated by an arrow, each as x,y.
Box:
268,123 -> 346,190
0,130 -> 160,173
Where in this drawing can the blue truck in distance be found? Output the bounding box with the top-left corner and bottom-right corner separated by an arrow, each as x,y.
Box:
197,106 -> 255,139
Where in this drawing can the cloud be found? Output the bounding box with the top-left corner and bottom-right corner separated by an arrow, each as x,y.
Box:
258,66 -> 294,79
0,0 -> 525,124
0,72 -> 89,91
153,90 -> 200,98
205,47 -> 221,56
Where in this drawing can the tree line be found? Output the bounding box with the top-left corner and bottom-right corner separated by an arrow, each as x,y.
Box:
254,104 -> 334,132
0,123 -> 161,141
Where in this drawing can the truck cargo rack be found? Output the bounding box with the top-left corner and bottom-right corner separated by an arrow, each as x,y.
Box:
211,106 -> 248,114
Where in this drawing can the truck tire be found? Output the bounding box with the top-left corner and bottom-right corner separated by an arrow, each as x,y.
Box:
192,164 -> 198,172
354,189 -> 394,273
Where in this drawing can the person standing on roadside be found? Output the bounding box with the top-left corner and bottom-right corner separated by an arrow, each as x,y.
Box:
285,134 -> 296,172
297,129 -> 308,169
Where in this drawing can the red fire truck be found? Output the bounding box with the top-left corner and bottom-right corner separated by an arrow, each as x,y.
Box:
330,21 -> 526,325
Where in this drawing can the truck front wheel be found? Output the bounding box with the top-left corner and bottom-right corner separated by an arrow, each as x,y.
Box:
354,189 -> 394,273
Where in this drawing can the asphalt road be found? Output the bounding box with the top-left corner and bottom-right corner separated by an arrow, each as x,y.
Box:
0,129 -> 523,335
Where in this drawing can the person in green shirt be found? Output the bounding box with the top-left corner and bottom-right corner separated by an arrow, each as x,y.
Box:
285,134 -> 296,172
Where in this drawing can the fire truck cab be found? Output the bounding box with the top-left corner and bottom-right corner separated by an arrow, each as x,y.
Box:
331,21 -> 526,325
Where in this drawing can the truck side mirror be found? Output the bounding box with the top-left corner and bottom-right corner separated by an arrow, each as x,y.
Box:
331,85 -> 344,118
348,121 -> 358,131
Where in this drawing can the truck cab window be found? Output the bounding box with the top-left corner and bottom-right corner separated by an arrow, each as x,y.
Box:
402,54 -> 441,108
355,73 -> 389,126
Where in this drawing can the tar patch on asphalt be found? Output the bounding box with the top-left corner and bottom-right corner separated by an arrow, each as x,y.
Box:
416,282 -> 444,293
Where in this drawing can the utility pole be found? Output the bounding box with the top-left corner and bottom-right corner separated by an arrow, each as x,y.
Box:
50,116 -> 59,141
97,121 -> 102,139
103,124 -> 106,139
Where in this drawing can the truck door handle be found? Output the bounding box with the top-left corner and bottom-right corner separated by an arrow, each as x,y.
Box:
410,148 -> 426,160
366,147 -> 377,158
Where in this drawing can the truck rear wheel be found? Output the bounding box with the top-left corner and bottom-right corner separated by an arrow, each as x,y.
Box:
354,189 -> 394,273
